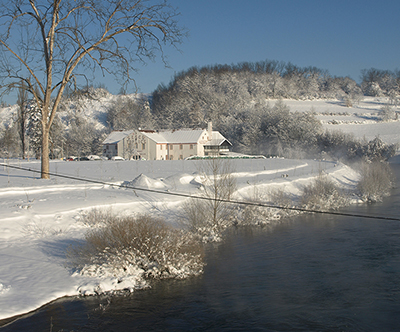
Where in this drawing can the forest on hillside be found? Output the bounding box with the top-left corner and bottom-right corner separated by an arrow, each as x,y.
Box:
1,60 -> 399,161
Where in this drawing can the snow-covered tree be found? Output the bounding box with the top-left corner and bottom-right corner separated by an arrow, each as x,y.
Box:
26,102 -> 43,159
380,104 -> 396,121
65,116 -> 99,157
0,125 -> 20,158
17,82 -> 29,159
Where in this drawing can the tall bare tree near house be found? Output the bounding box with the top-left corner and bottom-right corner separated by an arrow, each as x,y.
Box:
0,0 -> 185,178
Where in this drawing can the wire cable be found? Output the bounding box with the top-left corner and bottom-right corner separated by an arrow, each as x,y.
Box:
1,162 -> 400,222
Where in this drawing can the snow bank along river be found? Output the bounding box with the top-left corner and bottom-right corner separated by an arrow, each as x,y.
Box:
0,158 -> 360,322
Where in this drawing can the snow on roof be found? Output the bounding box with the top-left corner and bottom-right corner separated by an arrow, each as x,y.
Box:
103,128 -> 230,146
204,132 -> 232,146
102,130 -> 134,144
140,129 -> 207,144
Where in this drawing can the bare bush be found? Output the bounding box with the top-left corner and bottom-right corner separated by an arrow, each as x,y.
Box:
269,188 -> 298,218
379,104 -> 396,121
357,161 -> 394,202
81,208 -> 114,227
237,187 -> 296,226
67,213 -> 204,280
181,158 -> 237,242
301,174 -> 349,211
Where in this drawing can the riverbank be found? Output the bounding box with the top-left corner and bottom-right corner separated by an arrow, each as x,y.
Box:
0,158 -> 360,321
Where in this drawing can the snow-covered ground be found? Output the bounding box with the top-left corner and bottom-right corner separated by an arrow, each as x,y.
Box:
283,97 -> 400,145
0,157 -> 360,320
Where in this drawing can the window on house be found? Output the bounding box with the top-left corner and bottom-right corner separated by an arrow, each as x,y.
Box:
170,145 -> 173,150
142,143 -> 145,150
170,155 -> 174,160
179,155 -> 183,160
190,144 -> 193,149
179,144 -> 183,150
160,145 -> 163,150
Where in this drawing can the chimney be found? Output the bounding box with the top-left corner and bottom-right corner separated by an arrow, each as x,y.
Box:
207,121 -> 212,141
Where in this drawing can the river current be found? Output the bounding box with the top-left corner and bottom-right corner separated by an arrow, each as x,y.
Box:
1,165 -> 400,331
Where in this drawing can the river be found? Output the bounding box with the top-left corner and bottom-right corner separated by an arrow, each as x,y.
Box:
1,164 -> 400,331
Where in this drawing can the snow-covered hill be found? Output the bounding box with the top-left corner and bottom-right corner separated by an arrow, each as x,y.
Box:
2,94 -> 399,145
0,89 -> 144,132
282,97 -> 400,145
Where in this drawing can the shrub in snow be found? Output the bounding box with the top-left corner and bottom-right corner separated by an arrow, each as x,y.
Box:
379,104 -> 396,121
357,161 -> 393,202
301,174 -> 349,211
181,158 -> 237,242
238,204 -> 278,226
67,213 -> 204,281
365,136 -> 397,162
236,188 -> 297,226
80,207 -> 114,227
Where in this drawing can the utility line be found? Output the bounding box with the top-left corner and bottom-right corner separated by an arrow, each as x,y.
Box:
1,162 -> 400,222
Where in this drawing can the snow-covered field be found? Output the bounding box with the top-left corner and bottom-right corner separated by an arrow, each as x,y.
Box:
0,157 -> 360,320
283,97 -> 400,145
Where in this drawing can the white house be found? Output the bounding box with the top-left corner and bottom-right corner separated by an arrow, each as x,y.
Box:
102,123 -> 232,160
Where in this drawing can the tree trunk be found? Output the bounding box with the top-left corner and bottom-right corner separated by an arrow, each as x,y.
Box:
41,127 -> 50,179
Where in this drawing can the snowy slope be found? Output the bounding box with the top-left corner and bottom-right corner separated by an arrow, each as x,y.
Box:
0,104 -> 19,132
0,91 -> 143,132
2,95 -> 399,145
280,97 -> 400,145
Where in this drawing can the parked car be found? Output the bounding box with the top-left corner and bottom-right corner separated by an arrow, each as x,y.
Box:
65,156 -> 77,161
79,156 -> 90,161
111,156 -> 125,161
87,155 -> 102,161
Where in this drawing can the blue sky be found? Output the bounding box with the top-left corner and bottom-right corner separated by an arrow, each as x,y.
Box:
112,0 -> 399,96
3,0 -> 399,103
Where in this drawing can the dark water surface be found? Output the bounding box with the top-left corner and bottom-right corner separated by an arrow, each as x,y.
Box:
1,166 -> 400,331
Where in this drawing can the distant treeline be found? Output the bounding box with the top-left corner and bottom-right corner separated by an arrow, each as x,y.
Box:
152,60 -> 361,129
151,61 -> 399,130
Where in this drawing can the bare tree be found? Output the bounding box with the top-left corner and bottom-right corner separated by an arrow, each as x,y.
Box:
0,0 -> 184,178
183,158 -> 237,241
201,158 -> 237,229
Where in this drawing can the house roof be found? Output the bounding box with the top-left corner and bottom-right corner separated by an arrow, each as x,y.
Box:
204,132 -> 232,146
140,129 -> 207,144
103,128 -> 231,146
102,130 -> 134,144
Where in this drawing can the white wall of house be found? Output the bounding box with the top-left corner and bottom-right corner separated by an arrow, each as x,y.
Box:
163,143 -> 197,160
